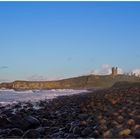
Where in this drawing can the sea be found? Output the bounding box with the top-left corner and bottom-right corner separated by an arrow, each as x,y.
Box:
0,89 -> 88,106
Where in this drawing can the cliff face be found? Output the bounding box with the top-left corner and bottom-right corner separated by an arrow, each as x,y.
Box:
12,76 -> 89,90
0,82 -> 13,89
0,75 -> 140,90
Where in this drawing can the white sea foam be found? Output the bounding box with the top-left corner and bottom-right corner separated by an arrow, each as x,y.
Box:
0,89 -> 88,106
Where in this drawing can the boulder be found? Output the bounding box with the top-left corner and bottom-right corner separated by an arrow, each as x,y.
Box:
134,128 -> 140,138
127,119 -> 135,126
119,129 -> 131,136
82,127 -> 93,136
22,129 -> 41,138
35,127 -> 49,135
8,128 -> 23,136
0,115 -> 11,128
9,115 -> 40,130
73,126 -> 81,135
24,115 -> 40,129
78,114 -> 88,120
103,130 -> 112,138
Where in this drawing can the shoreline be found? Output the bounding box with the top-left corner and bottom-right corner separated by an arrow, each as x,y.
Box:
0,89 -> 90,107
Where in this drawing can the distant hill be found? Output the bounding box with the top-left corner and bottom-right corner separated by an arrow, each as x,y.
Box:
0,74 -> 140,90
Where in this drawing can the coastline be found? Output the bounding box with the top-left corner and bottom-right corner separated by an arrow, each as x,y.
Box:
0,89 -> 89,107
0,86 -> 140,138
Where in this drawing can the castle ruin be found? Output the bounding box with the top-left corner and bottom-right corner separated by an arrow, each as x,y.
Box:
111,67 -> 118,76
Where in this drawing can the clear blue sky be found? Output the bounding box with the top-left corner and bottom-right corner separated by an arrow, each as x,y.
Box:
0,2 -> 140,82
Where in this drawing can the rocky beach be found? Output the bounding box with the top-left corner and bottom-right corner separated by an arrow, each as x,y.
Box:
0,83 -> 140,138
1,1 -> 140,138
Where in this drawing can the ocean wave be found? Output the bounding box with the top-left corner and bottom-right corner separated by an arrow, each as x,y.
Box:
0,89 -> 89,106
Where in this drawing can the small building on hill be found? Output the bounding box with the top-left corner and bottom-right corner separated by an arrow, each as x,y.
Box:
112,67 -> 118,76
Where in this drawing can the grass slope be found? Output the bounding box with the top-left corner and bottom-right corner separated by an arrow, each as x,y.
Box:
0,74 -> 140,90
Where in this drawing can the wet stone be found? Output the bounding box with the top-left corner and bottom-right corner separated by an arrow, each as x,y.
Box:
35,127 -> 49,135
119,129 -> 131,136
24,115 -> 40,129
8,128 -> 23,136
52,131 -> 65,138
0,115 -> 11,128
73,126 -> 81,135
127,119 -> 135,126
22,129 -> 41,138
65,133 -> 75,138
81,127 -> 93,136
134,128 -> 140,138
133,116 -> 140,124
65,123 -> 71,131
99,119 -> 107,125
78,114 -> 88,120
99,124 -> 108,132
103,130 -> 112,138
80,120 -> 88,126
134,124 -> 140,130
89,130 -> 100,138
117,116 -> 124,124
0,129 -> 10,135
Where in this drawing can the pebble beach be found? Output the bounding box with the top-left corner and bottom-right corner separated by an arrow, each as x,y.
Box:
0,86 -> 140,138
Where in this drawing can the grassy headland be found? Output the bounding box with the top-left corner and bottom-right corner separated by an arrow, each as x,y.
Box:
0,74 -> 140,90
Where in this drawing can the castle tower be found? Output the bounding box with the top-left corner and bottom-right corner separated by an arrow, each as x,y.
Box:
112,67 -> 118,76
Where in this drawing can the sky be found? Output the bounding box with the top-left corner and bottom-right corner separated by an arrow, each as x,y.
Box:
0,2 -> 140,82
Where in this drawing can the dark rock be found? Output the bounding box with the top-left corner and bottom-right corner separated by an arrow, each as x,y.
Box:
134,128 -> 140,138
0,129 -> 10,135
69,121 -> 80,132
9,115 -> 40,130
41,118 -> 50,126
78,114 -> 88,120
98,124 -> 108,131
0,115 -> 11,128
35,127 -> 49,135
71,121 -> 80,126
1,109 -> 13,117
50,127 -> 59,133
6,135 -> 21,138
51,131 -> 64,138
22,129 -> 41,138
65,123 -> 71,131
107,120 -> 118,128
133,116 -> 140,124
117,115 -> 124,124
24,115 -> 40,129
8,128 -> 23,136
65,133 -> 75,138
73,126 -> 81,135
8,114 -> 22,125
87,116 -> 96,124
82,127 -> 93,136
89,130 -> 100,138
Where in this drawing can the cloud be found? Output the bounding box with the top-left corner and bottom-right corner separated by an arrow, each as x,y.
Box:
0,66 -> 8,70
117,67 -> 124,74
89,64 -> 123,75
101,64 -> 110,69
132,69 -> 140,76
90,69 -> 100,75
